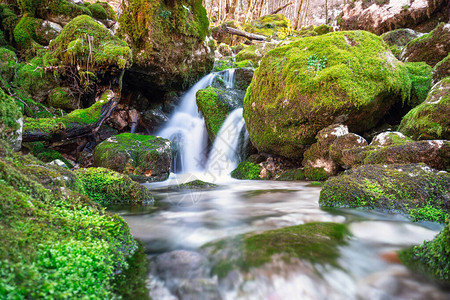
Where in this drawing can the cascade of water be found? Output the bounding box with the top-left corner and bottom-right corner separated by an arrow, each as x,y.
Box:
221,68 -> 235,89
157,73 -> 216,173
205,108 -> 248,177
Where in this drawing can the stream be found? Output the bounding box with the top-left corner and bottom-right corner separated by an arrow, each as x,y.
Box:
110,178 -> 448,300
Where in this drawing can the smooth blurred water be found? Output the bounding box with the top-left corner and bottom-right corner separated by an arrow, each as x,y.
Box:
111,180 -> 448,300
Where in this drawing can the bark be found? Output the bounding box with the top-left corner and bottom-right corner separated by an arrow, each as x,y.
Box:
225,26 -> 266,40
271,1 -> 293,15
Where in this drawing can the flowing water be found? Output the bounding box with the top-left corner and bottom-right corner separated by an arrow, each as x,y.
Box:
116,72 -> 449,299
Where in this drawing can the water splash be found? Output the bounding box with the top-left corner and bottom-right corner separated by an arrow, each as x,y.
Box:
205,108 -> 249,178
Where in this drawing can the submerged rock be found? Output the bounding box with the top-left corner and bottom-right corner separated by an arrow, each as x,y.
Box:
243,30 -> 411,159
319,163 -> 450,222
399,77 -> 450,140
93,133 -> 171,182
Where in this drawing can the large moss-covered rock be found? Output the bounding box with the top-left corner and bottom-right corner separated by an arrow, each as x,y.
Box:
0,140 -> 144,298
118,0 -> 214,92
320,163 -> 450,223
243,14 -> 291,39
75,167 -> 153,205
93,133 -> 171,182
50,15 -> 132,71
399,223 -> 449,285
399,77 -> 449,140
204,222 -> 350,278
47,86 -> 80,111
381,28 -> 423,48
0,88 -> 22,150
339,0 -> 447,35
404,62 -> 432,107
401,23 -> 450,67
243,30 -> 411,159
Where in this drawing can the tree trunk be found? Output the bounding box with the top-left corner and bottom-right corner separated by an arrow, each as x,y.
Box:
225,26 -> 266,40
271,1 -> 293,15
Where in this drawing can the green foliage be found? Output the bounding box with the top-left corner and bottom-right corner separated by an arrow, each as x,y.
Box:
75,167 -> 153,205
0,141 -> 144,298
405,62 -> 432,107
207,222 -> 350,278
48,86 -> 78,111
13,16 -> 43,49
0,4 -> 19,43
304,167 -> 329,181
231,161 -> 261,180
50,15 -> 132,70
25,141 -> 73,168
307,53 -> 327,76
235,42 -> 278,66
399,223 -> 449,284
319,164 -> 449,223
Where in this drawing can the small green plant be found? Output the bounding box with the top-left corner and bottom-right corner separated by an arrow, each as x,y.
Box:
402,5 -> 409,11
307,54 -> 327,75
159,9 -> 172,19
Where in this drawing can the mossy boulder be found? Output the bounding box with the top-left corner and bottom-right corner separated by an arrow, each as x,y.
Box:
217,42 -> 232,57
243,14 -> 291,39
50,15 -> 132,71
0,4 -> 19,43
75,167 -> 153,205
23,90 -> 114,142
276,169 -> 305,181
302,125 -> 350,180
235,41 -> 278,66
398,77 -> 449,140
87,3 -> 108,20
93,133 -> 171,182
329,132 -> 368,169
401,23 -> 450,67
243,30 -> 411,159
319,163 -> 450,223
234,67 -> 254,91
432,54 -> 449,85
404,62 -> 432,107
196,86 -> 235,142
24,141 -> 73,168
0,88 -> 22,150
381,28 -> 422,48
399,223 -> 449,285
0,140 -> 145,298
118,0 -> 214,92
230,161 -> 261,180
47,86 -> 80,111
369,131 -> 412,147
0,47 -> 17,84
204,222 -> 350,278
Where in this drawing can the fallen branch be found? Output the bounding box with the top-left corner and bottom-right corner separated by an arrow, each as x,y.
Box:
271,2 -> 294,14
225,26 -> 266,40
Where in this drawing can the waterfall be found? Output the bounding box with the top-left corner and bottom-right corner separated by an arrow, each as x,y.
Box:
205,108 -> 249,177
157,73 -> 216,173
158,69 -> 246,177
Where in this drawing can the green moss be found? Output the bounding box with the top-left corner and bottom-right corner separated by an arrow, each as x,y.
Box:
244,14 -> 291,39
398,77 -> 449,140
235,42 -> 278,66
207,222 -> 350,278
0,141 -> 146,298
75,167 -> 153,205
50,15 -> 131,70
0,47 -> 17,86
87,3 -> 108,20
0,4 -> 19,43
405,62 -> 432,107
231,161 -> 261,180
37,0 -> 92,20
304,167 -> 329,181
399,223 -> 449,285
313,24 -> 332,35
196,86 -> 231,141
13,16 -> 44,49
276,169 -> 305,181
432,54 -> 449,84
319,164 -> 449,223
0,87 -> 22,143
243,30 -> 411,159
23,141 -> 72,168
47,86 -> 78,111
